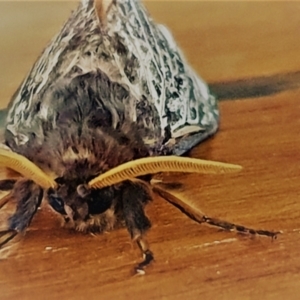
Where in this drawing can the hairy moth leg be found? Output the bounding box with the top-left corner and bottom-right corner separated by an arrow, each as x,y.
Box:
153,185 -> 279,239
0,193 -> 18,253
0,191 -> 20,256
0,179 -> 17,192
0,230 -> 18,249
121,180 -> 153,274
0,180 -> 43,257
0,181 -> 16,231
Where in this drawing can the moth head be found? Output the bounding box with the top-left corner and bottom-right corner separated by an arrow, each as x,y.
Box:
47,179 -> 91,223
47,179 -> 118,229
0,148 -> 242,223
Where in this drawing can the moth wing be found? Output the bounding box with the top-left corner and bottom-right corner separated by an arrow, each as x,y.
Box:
5,0 -> 218,157
94,0 -> 115,27
149,24 -> 219,155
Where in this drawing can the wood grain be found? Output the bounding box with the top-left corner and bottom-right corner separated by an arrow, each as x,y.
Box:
0,2 -> 300,300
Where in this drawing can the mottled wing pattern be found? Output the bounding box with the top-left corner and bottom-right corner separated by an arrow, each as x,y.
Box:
5,0 -> 218,156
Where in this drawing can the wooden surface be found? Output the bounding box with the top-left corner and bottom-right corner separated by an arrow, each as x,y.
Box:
1,1 -> 300,299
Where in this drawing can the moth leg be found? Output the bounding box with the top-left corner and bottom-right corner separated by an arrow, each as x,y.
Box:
0,193 -> 12,209
200,216 -> 279,239
121,180 -> 153,274
0,230 -> 18,248
0,180 -> 43,257
153,185 -> 279,239
8,180 -> 43,232
0,179 -> 17,192
0,191 -> 20,257
135,235 -> 154,275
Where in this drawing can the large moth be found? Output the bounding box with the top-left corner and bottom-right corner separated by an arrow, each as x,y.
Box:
0,0 -> 277,273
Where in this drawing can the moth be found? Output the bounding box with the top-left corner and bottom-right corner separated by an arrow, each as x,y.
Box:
0,0 -> 277,273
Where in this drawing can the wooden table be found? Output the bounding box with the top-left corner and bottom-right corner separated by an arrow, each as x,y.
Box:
0,1 -> 300,299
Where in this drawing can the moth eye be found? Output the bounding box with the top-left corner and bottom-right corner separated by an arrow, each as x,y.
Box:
48,195 -> 66,215
55,177 -> 66,185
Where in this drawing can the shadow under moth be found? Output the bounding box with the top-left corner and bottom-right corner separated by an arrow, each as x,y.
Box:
0,0 -> 278,274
